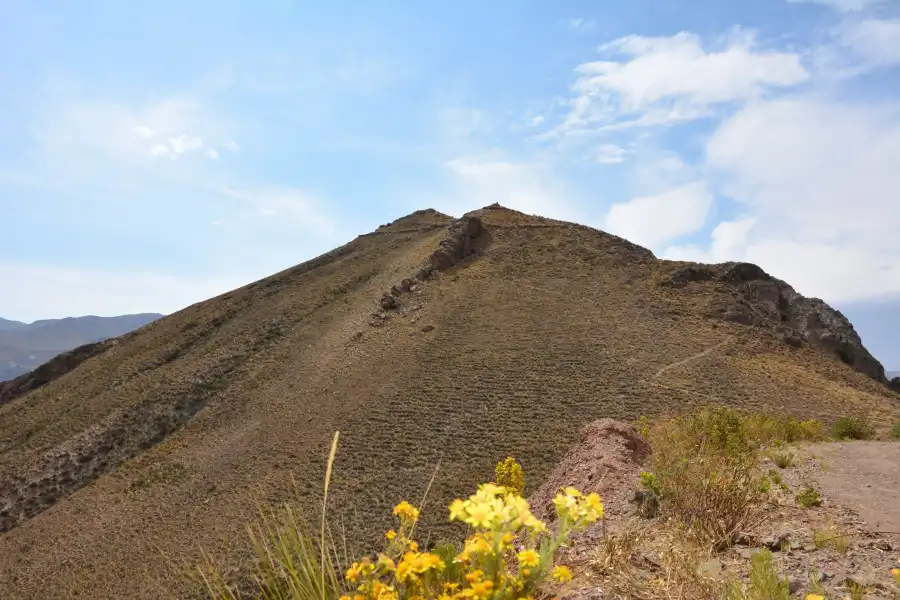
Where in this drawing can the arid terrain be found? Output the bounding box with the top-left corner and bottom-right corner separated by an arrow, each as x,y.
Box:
0,205 -> 897,599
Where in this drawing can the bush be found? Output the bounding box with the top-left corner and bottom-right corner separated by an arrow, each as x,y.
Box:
796,486 -> 822,508
831,415 -> 876,440
890,423 -> 900,440
494,457 -> 524,495
640,407 -> 768,547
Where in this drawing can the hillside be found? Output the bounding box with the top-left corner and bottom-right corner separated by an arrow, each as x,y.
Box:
0,314 -> 162,382
0,205 -> 897,599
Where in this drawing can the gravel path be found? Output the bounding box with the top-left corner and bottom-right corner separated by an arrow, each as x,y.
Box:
802,441 -> 900,538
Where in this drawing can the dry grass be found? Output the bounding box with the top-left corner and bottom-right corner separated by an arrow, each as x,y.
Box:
1,206 -> 898,598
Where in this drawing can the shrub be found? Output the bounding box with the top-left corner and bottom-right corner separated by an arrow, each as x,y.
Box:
890,423 -> 900,440
796,486 -> 822,508
831,415 -> 876,440
640,407 -> 768,547
494,457 -> 525,496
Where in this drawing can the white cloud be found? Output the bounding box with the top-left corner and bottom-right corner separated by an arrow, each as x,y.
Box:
677,97 -> 900,303
594,143 -> 630,164
0,263 -> 248,322
556,29 -> 809,136
602,181 -> 714,250
837,18 -> 900,68
786,0 -> 883,12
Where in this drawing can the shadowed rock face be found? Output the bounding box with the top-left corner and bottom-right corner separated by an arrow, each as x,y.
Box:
664,262 -> 888,385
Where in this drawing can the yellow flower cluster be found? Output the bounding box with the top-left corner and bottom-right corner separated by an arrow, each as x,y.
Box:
342,477 -> 604,600
449,483 -> 546,534
551,487 -> 604,524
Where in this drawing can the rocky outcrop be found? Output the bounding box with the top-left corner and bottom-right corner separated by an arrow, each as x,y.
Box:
889,378 -> 900,393
663,262 -> 887,384
428,215 -> 486,272
0,339 -> 114,407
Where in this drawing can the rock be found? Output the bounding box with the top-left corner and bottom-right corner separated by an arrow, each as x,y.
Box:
889,377 -> 900,393
737,548 -> 754,560
872,540 -> 892,551
380,294 -> 399,310
428,216 -> 485,272
763,533 -> 791,552
662,261 -> 889,384
421,325 -> 435,333
733,532 -> 758,547
399,278 -> 414,292
788,577 -> 803,594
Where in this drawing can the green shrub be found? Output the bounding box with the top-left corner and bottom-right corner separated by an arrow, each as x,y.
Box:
831,415 -> 876,440
796,486 -> 822,508
890,422 -> 900,440
813,527 -> 850,554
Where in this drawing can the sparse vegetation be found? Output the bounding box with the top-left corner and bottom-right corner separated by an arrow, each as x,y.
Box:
637,406 -> 822,547
199,433 -> 604,600
724,549 -> 791,600
831,415 -> 876,440
796,486 -> 823,508
813,527 -> 850,554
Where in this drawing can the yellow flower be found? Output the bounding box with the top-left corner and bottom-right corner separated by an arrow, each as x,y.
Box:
892,567 -> 900,584
396,551 -> 446,582
805,595 -> 824,600
449,498 -> 467,521
468,580 -> 494,599
552,565 -> 573,583
465,500 -> 497,529
393,500 -> 420,522
385,529 -> 397,540
583,493 -> 605,523
339,596 -> 351,600
517,549 -> 540,568
346,562 -> 362,582
372,581 -> 398,600
466,570 -> 486,583
563,486 -> 582,497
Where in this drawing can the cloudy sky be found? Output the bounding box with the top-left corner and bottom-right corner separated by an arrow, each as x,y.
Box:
1,0 -> 899,367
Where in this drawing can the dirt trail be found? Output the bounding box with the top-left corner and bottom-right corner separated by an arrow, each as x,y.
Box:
801,441 -> 900,539
653,336 -> 734,379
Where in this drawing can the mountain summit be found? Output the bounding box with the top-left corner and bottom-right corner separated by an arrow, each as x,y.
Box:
0,205 -> 897,598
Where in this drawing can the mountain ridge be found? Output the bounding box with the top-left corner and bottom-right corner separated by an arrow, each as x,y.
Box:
0,205 -> 896,599
0,313 -> 162,381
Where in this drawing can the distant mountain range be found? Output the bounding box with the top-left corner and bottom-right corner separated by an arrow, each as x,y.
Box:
0,314 -> 162,381
888,370 -> 900,380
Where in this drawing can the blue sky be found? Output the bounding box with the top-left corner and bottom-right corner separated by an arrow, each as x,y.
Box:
1,0 -> 899,367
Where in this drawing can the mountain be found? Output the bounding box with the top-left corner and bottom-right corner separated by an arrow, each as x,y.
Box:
0,318 -> 27,332
0,206 -> 897,599
888,371 -> 900,379
0,314 -> 162,382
